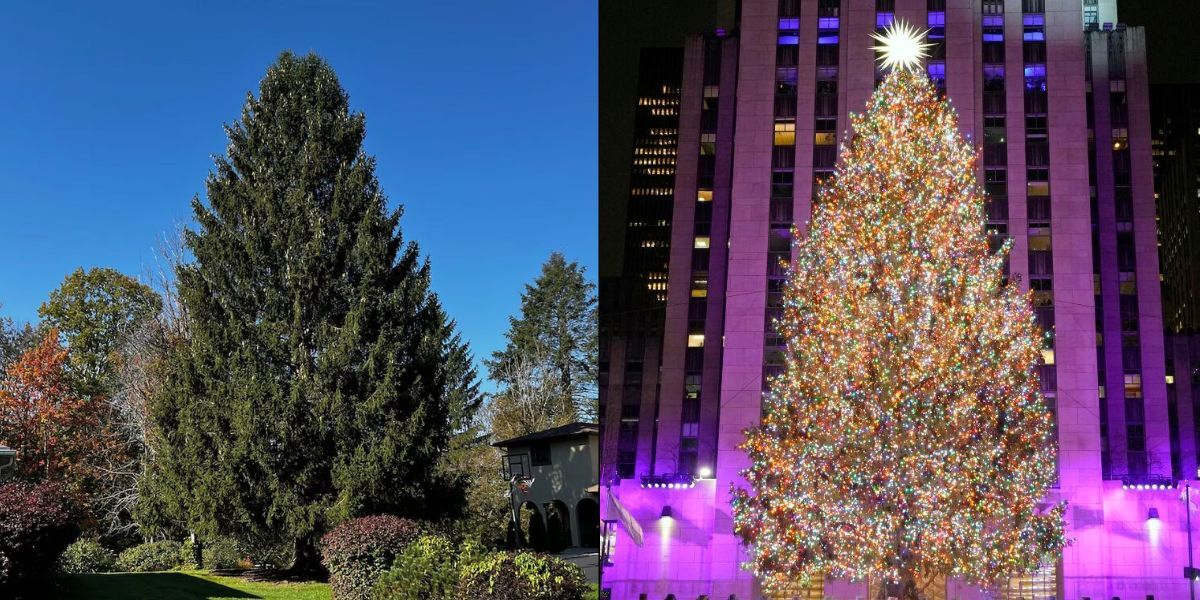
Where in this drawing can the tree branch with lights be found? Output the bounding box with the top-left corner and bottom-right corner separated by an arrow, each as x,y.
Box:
731,22 -> 1066,599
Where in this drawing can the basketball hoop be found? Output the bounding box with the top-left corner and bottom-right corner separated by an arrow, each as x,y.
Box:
511,475 -> 535,494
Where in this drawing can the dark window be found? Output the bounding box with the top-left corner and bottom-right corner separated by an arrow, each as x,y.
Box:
777,44 -> 798,67
530,442 -> 552,466
984,143 -> 1007,167
1028,196 -> 1051,222
986,197 -> 1008,221
1026,141 -> 1049,167
813,145 -> 837,168
984,91 -> 1006,115
983,43 -> 1005,64
816,44 -> 839,67
1030,250 -> 1053,275
617,451 -> 636,479
1024,91 -> 1047,114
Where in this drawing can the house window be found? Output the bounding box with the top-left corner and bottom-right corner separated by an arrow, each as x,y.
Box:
531,442 -> 552,466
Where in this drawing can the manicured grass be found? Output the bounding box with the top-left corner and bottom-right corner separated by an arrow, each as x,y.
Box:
54,570 -> 331,600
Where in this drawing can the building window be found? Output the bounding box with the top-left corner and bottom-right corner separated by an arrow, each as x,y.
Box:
778,17 -> 800,45
687,334 -> 705,348
531,442 -> 552,466
774,121 -> 796,146
616,451 -> 636,479
1124,374 -> 1143,399
927,62 -> 946,87
1024,64 -> 1047,92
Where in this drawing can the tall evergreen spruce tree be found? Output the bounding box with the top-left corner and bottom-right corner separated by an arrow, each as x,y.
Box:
487,252 -> 598,422
144,52 -> 478,570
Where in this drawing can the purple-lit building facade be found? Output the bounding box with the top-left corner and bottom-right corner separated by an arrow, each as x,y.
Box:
601,0 -> 1194,598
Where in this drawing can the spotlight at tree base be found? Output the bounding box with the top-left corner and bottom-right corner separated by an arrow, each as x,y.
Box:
730,65 -> 1065,596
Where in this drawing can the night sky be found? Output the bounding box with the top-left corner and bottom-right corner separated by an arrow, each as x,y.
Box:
599,0 -> 1199,278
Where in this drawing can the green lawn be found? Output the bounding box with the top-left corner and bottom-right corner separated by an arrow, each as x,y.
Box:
54,570 -> 331,600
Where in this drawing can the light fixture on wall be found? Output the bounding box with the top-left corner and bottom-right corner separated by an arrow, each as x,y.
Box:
1148,507 -> 1160,521
661,505 -> 673,519
641,473 -> 696,489
697,465 -> 713,479
1120,475 -> 1178,491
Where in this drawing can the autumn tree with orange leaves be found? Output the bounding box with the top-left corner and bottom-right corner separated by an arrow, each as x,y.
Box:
0,329 -> 117,502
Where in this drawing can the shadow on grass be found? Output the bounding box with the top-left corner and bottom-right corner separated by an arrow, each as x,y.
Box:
55,572 -> 261,599
231,569 -> 328,583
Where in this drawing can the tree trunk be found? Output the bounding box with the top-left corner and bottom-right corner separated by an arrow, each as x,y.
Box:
875,574 -> 921,600
288,536 -> 325,575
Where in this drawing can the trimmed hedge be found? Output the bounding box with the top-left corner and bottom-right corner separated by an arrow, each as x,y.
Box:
57,539 -> 117,574
0,481 -> 78,592
117,540 -> 183,572
457,551 -> 588,600
321,515 -> 423,600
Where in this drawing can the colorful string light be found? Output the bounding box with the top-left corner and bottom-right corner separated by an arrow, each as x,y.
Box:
731,68 -> 1065,593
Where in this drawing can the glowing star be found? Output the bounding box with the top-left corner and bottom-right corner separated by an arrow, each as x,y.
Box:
871,20 -> 934,72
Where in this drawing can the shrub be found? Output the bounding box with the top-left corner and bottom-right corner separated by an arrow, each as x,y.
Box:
57,539 -> 117,574
117,540 -> 183,572
239,538 -> 293,570
203,536 -> 245,570
0,481 -> 79,592
179,539 -> 201,570
456,551 -> 588,600
372,535 -> 487,600
321,515 -> 423,600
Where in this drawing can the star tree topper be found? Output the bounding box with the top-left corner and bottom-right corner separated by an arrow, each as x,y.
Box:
871,19 -> 934,72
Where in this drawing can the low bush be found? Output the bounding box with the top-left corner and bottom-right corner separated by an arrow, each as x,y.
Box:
321,515 -> 424,600
179,539 -> 201,570
456,551 -> 588,600
372,535 -> 487,600
0,481 -> 79,593
57,539 -> 117,574
117,540 -> 183,572
203,536 -> 245,570
239,538 -> 293,570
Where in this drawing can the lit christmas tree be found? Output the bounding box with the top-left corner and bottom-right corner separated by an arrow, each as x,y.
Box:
731,22 -> 1065,599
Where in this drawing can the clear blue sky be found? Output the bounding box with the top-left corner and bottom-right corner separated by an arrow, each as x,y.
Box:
0,2 -> 597,385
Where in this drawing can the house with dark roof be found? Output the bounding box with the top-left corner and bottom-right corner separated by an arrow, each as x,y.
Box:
493,422 -> 600,552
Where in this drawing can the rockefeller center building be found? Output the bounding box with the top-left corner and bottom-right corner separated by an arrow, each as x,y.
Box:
600,0 -> 1193,598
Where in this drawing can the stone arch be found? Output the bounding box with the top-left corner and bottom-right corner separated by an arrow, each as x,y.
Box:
576,497 -> 600,547
545,499 -> 573,552
519,500 -> 547,551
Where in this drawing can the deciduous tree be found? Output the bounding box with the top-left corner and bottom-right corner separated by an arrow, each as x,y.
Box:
0,330 -> 114,501
39,267 -> 161,396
